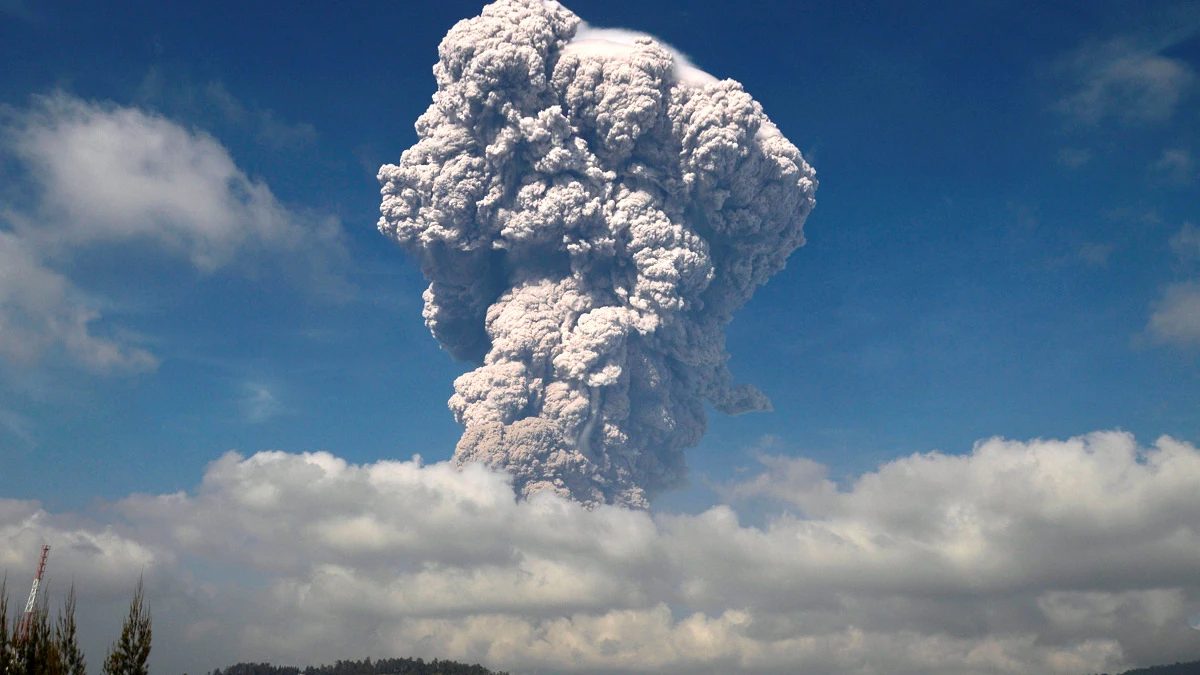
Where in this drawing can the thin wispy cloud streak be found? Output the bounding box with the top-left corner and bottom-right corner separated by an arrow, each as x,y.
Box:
1154,148 -> 1196,184
1053,12 -> 1200,127
1149,281 -> 1200,345
0,406 -> 35,446
136,74 -> 321,153
1171,222 -> 1200,260
1149,223 -> 1200,346
239,381 -> 285,424
0,0 -> 31,20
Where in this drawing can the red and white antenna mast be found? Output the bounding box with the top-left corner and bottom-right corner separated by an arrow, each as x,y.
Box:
16,544 -> 50,641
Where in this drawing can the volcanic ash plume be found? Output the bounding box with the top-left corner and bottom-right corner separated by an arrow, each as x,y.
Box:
378,0 -> 816,508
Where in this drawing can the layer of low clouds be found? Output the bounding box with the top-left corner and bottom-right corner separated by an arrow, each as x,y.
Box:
3,431 -> 1198,675
0,92 -> 349,374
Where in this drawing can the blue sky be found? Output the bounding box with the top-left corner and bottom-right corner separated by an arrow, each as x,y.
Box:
2,1 -> 1200,673
2,0 -> 1196,509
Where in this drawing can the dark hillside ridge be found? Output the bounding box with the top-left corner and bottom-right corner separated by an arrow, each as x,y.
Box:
208,658 -> 508,675
1088,661 -> 1200,675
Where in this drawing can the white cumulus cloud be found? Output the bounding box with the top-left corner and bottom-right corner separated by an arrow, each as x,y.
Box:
0,92 -> 349,374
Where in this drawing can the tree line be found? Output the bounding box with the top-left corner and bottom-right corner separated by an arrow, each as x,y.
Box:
3,575 -> 505,675
206,658 -> 508,675
1,577 -> 151,675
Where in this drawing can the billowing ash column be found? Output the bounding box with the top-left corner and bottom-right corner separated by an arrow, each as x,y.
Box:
378,0 -> 816,508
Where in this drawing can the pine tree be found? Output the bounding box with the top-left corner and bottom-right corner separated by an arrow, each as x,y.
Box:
102,578 -> 150,675
15,600 -> 63,675
54,587 -> 84,675
1,578 -> 12,675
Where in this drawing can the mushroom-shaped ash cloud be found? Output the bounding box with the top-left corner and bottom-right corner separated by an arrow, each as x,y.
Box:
379,0 -> 816,508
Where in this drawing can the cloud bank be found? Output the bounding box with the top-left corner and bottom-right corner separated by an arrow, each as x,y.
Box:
3,431 -> 1199,675
377,0 -> 816,508
0,93 -> 349,374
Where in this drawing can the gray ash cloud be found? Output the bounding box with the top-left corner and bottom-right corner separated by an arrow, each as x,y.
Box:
378,0 -> 816,508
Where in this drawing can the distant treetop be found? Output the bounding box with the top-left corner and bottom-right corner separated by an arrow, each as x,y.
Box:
208,657 -> 508,675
